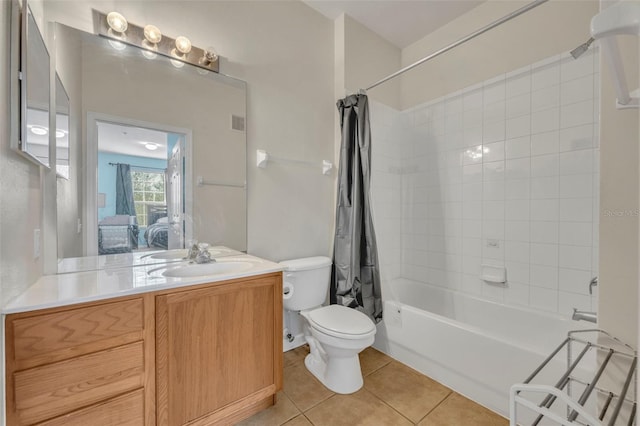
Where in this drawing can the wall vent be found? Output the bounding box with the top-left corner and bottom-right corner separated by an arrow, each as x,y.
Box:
231,115 -> 245,132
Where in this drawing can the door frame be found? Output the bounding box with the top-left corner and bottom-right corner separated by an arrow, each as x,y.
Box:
85,112 -> 193,256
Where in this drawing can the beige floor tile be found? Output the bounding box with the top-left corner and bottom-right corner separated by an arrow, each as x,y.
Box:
236,392 -> 301,426
283,363 -> 334,412
359,347 -> 393,376
284,345 -> 310,368
364,361 -> 451,423
282,414 -> 313,426
305,389 -> 413,426
418,393 -> 508,426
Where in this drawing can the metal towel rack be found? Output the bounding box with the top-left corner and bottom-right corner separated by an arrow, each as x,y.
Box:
196,176 -> 246,189
510,329 -> 636,425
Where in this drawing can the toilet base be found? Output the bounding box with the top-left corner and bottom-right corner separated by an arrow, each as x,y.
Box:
304,351 -> 364,394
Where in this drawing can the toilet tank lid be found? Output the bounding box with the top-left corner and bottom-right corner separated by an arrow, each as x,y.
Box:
279,256 -> 332,271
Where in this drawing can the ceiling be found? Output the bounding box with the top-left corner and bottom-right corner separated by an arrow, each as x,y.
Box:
303,0 -> 484,48
97,121 -> 169,160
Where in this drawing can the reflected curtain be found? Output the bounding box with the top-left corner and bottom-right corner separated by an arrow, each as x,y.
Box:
115,163 -> 136,216
331,93 -> 382,323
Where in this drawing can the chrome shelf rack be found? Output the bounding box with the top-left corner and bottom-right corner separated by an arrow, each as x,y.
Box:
510,330 -> 637,426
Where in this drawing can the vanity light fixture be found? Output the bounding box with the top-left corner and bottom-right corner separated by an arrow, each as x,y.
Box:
94,10 -> 219,72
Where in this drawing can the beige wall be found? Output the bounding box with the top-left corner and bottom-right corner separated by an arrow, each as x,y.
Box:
400,0 -> 598,109
0,0 -> 45,306
342,15 -> 401,110
597,21 -> 639,345
41,0 -> 336,262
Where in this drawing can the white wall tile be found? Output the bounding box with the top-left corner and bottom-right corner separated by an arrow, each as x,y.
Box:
559,291 -> 591,317
506,221 -> 530,242
531,108 -> 560,134
506,199 -> 530,221
560,100 -> 594,129
530,221 -> 559,244
505,240 -> 530,263
561,74 -> 594,106
461,274 -> 482,295
559,124 -> 594,152
463,164 -> 483,183
531,131 -> 559,157
530,264 -> 559,289
506,115 -> 531,139
532,60 -> 561,91
464,126 -> 483,147
483,161 -> 505,181
483,120 -> 506,143
483,180 -> 505,201
506,158 -> 531,180
463,108 -> 483,129
559,222 -> 592,247
561,51 -> 595,82
559,245 -> 592,271
559,150 -> 593,176
483,200 -> 505,221
482,282 -> 505,302
531,199 -> 559,222
559,174 -> 593,199
531,176 -> 559,199
531,154 -> 559,177
506,179 -> 531,200
559,198 -> 592,222
558,267 -> 592,295
506,93 -> 531,119
531,243 -> 559,267
483,141 -> 505,163
530,286 -> 559,313
505,136 -> 531,159
505,281 -> 530,306
506,69 -> 531,98
484,81 -> 506,105
462,237 -> 482,257
464,89 -> 483,111
532,86 -> 560,112
482,220 -> 505,240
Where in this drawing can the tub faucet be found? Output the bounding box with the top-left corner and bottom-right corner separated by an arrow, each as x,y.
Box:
589,276 -> 598,295
572,308 -> 597,324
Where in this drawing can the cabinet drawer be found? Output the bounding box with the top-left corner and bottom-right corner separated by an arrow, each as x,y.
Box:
36,389 -> 144,426
13,342 -> 144,425
10,298 -> 143,369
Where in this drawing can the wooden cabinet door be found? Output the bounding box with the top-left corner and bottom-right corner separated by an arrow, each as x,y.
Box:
156,275 -> 282,426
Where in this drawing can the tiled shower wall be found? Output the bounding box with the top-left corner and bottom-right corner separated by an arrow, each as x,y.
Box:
371,48 -> 600,316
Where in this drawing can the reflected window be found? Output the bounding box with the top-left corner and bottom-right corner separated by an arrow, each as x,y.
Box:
132,170 -> 166,227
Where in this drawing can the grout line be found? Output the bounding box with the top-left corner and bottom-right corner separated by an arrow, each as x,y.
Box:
360,387 -> 417,425
415,390 -> 454,424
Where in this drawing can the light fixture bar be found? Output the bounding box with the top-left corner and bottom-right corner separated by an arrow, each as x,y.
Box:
92,9 -> 219,73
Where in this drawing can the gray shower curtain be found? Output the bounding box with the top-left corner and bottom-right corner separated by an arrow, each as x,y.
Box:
331,93 -> 382,323
115,163 -> 136,216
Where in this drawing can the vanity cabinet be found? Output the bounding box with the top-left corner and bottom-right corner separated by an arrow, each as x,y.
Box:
156,273 -> 283,425
4,272 -> 283,426
4,295 -> 155,425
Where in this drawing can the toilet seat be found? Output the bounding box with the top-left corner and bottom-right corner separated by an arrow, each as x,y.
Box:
306,305 -> 376,340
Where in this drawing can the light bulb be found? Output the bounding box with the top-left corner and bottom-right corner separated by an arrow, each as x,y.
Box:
106,12 -> 128,33
108,39 -> 127,51
143,24 -> 162,44
175,36 -> 192,54
30,126 -> 48,136
199,46 -> 218,67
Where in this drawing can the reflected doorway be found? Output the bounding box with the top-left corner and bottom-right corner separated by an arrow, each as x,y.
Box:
86,114 -> 192,256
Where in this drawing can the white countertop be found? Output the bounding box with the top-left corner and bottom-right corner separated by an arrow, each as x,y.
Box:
3,254 -> 283,314
57,246 -> 243,274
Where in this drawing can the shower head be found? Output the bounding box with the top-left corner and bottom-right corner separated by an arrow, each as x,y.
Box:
570,37 -> 595,59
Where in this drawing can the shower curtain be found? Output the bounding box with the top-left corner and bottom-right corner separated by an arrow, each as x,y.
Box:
115,163 -> 136,216
331,93 -> 382,323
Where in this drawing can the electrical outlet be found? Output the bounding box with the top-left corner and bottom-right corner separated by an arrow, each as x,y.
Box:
33,229 -> 40,259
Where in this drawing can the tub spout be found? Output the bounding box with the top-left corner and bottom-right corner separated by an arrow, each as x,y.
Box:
572,308 -> 597,324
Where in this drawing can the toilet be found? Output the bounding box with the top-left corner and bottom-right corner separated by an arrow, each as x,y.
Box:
280,256 -> 376,394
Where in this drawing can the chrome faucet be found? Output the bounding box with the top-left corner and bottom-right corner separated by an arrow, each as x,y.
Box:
589,276 -> 598,295
194,243 -> 214,264
572,308 -> 597,324
186,241 -> 200,261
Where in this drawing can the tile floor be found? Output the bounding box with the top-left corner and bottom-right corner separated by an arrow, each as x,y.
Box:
238,346 -> 509,426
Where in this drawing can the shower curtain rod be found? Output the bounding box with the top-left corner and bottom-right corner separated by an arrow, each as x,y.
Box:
108,162 -> 166,171
363,0 -> 549,92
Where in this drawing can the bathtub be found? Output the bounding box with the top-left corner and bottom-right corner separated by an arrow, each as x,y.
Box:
373,278 -> 590,418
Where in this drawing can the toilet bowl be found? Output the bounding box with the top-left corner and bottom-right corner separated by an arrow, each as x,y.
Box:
280,257 -> 376,394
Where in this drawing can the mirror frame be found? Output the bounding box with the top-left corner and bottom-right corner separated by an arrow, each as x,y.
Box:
55,73 -> 70,180
13,0 -> 52,169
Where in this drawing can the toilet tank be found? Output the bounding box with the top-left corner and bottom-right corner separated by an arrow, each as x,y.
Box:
279,256 -> 332,311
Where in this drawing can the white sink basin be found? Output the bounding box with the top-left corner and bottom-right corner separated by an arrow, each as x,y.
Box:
145,248 -> 227,260
151,261 -> 254,278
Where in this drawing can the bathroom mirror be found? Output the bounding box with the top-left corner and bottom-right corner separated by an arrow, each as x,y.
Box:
54,23 -> 247,267
18,0 -> 51,168
55,73 -> 70,179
